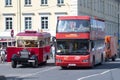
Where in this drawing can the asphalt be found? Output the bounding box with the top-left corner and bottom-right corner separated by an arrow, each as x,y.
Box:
0,58 -> 55,80
47,58 -> 55,63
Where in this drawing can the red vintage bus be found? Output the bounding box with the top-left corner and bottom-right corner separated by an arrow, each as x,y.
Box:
55,16 -> 105,69
7,31 -> 51,68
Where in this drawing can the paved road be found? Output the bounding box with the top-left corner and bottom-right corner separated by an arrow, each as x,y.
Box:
0,58 -> 120,80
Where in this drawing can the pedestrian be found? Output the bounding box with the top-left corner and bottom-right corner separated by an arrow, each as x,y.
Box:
51,44 -> 55,59
69,43 -> 73,52
0,49 -> 6,63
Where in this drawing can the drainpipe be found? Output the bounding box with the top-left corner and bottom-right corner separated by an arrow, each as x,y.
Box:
19,0 -> 21,32
118,0 -> 120,57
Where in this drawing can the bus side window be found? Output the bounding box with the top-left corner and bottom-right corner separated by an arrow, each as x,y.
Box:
40,41 -> 44,47
17,40 -> 24,47
40,41 -> 42,47
30,41 -> 38,47
25,40 -> 31,47
34,41 -> 38,47
45,38 -> 50,45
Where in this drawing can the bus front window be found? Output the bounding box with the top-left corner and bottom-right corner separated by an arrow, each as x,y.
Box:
57,20 -> 90,32
56,40 -> 89,55
17,40 -> 24,47
17,40 -> 38,47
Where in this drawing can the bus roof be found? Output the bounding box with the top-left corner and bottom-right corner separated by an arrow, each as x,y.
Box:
58,16 -> 104,22
16,31 -> 51,38
58,16 -> 90,20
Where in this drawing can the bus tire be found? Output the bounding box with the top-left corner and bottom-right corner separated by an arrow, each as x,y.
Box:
100,54 -> 104,65
11,60 -> 17,68
61,66 -> 67,69
91,56 -> 95,68
32,58 -> 38,68
112,55 -> 116,61
105,57 -> 109,62
43,61 -> 47,64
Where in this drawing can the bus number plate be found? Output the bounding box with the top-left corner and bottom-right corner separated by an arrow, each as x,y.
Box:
68,64 -> 76,66
28,60 -> 35,62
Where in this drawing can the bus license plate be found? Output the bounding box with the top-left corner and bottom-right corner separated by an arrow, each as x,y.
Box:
28,60 -> 35,62
68,64 -> 76,66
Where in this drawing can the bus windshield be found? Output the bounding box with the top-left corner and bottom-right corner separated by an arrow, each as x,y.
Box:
57,20 -> 90,32
56,40 -> 89,55
17,40 -> 38,47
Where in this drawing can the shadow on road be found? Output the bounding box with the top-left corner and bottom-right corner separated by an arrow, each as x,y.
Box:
6,76 -> 22,80
59,58 -> 120,70
94,58 -> 120,70
16,63 -> 55,68
0,75 -> 6,80
6,76 -> 40,80
16,59 -> 55,68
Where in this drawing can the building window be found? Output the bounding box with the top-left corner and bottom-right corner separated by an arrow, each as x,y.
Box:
5,0 -> 12,6
25,0 -> 31,5
5,17 -> 12,30
57,0 -> 64,5
41,0 -> 48,5
94,0 -> 97,11
24,17 -> 32,30
41,17 -> 48,29
83,0 -> 87,7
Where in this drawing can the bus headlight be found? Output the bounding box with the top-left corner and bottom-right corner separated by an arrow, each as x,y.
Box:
17,52 -> 20,56
56,59 -> 62,63
17,52 -> 20,54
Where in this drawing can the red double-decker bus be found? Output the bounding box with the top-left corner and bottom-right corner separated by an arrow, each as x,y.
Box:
55,16 -> 105,69
7,31 -> 51,68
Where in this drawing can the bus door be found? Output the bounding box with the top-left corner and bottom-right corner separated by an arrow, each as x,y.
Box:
89,41 -> 95,61
91,40 -> 103,64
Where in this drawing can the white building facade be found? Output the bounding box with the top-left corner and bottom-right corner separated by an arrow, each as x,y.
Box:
0,0 -> 119,47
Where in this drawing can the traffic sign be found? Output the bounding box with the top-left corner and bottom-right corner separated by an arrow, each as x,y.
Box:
11,29 -> 14,37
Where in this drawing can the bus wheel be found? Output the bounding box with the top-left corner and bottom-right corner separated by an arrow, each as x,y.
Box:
11,60 -> 17,68
112,55 -> 116,61
100,54 -> 104,65
91,56 -> 95,68
32,59 -> 38,68
105,57 -> 109,62
43,61 -> 47,65
61,66 -> 67,69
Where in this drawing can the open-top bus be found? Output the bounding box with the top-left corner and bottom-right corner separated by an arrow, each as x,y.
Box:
7,31 -> 51,68
55,16 -> 105,69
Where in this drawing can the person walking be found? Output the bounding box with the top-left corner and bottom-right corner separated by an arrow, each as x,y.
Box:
51,44 -> 55,59
0,49 -> 6,63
